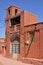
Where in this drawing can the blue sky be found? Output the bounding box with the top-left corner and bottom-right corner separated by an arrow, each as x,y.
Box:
0,0 -> 43,38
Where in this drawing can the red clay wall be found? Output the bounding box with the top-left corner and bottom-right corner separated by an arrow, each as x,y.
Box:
24,23 -> 43,59
40,28 -> 43,58
27,31 -> 40,58
20,11 -> 38,58
23,11 -> 38,26
20,12 -> 25,57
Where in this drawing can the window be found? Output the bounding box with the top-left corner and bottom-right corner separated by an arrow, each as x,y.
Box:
12,44 -> 20,54
5,46 -> 7,50
11,16 -> 20,25
11,40 -> 20,54
2,46 -> 4,48
15,9 -> 17,15
8,9 -> 10,15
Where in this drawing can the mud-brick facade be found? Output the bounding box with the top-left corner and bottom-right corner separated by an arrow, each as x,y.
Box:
0,38 -> 5,56
5,5 -> 43,60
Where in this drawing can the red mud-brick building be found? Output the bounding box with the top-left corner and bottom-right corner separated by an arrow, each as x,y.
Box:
0,38 -> 5,55
4,5 -> 43,60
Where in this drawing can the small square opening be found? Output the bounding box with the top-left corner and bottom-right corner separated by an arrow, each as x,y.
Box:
8,9 -> 10,15
15,9 -> 17,15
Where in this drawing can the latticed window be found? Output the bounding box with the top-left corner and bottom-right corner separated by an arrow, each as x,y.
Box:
12,40 -> 20,54
12,44 -> 20,54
